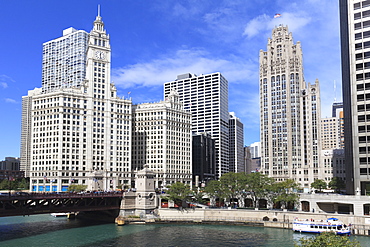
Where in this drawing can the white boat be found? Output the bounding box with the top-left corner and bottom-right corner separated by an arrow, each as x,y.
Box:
50,213 -> 69,217
292,217 -> 351,235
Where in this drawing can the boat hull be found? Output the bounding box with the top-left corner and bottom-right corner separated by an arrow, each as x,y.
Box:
50,213 -> 68,217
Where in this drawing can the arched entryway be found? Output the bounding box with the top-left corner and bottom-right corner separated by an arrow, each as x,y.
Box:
301,201 -> 310,212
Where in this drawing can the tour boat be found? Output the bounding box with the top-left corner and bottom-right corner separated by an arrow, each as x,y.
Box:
292,217 -> 351,235
50,213 -> 69,217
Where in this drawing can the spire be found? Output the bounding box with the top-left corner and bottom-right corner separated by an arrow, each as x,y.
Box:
93,5 -> 104,32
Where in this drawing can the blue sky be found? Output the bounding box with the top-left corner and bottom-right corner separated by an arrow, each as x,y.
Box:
0,0 -> 341,159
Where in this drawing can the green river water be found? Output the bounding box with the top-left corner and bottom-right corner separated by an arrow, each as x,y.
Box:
0,214 -> 370,246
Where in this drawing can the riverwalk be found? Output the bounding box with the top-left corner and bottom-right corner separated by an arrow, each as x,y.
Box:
124,208 -> 370,236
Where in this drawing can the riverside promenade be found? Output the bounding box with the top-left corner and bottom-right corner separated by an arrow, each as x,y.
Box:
154,208 -> 370,236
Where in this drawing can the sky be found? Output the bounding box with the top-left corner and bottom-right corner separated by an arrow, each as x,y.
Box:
0,0 -> 341,159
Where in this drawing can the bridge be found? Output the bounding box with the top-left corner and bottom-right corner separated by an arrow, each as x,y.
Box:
0,192 -> 123,217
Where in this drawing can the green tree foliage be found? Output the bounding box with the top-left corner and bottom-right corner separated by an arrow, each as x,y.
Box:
272,179 -> 301,209
16,178 -> 30,190
202,172 -> 301,209
294,232 -> 360,247
190,190 -> 205,204
311,179 -> 327,192
245,172 -> 275,208
163,182 -> 192,206
0,178 -> 29,191
67,184 -> 87,192
204,180 -> 224,206
220,172 -> 248,206
328,177 -> 346,192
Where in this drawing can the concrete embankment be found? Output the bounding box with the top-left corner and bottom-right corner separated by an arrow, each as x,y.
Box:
151,208 -> 370,236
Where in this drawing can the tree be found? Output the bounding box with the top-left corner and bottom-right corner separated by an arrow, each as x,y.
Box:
272,179 -> 300,209
219,172 -> 248,207
190,190 -> 205,205
311,179 -> 327,192
67,184 -> 87,192
245,172 -> 274,208
163,182 -> 192,207
328,177 -> 346,193
0,178 -> 17,191
204,180 -> 224,207
295,231 -> 360,247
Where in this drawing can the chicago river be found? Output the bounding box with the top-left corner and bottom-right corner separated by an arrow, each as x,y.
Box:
1,214 -> 370,246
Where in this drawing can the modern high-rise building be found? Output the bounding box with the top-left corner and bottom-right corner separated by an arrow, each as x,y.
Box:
192,132 -> 216,186
321,149 -> 346,184
164,72 -> 229,178
259,25 -> 322,190
229,112 -> 244,173
249,142 -> 261,159
20,88 -> 41,177
340,0 -> 370,194
332,102 -> 344,118
321,102 -> 345,150
41,28 -> 89,93
21,11 -> 133,192
321,117 -> 340,150
131,91 -> 192,188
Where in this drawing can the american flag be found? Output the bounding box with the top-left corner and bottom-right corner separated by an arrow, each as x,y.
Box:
274,13 -> 281,18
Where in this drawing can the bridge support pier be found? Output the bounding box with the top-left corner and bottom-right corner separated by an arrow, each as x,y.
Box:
115,166 -> 158,225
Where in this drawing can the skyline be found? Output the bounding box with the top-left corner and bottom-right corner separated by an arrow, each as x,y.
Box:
0,0 -> 341,159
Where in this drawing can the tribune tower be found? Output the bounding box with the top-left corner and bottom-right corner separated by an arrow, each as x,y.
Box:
259,25 -> 322,190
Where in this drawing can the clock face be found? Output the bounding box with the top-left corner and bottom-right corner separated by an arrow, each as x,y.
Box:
95,51 -> 105,60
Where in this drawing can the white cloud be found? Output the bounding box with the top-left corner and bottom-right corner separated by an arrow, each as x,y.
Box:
5,98 -> 17,104
243,12 -> 311,39
243,14 -> 270,38
112,49 -> 256,89
0,75 -> 15,89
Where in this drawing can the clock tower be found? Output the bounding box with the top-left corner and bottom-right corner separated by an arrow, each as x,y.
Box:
85,7 -> 111,97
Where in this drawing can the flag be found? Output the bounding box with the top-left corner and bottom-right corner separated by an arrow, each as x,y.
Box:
44,175 -> 47,180
274,13 -> 281,18
128,91 -> 131,95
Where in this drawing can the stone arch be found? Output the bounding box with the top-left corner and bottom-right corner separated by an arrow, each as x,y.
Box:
259,199 -> 267,209
244,198 -> 253,208
263,216 -> 269,221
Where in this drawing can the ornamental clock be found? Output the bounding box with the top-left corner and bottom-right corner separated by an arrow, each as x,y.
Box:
95,51 -> 105,60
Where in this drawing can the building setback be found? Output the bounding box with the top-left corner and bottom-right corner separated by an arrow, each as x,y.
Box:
131,91 -> 192,188
164,73 -> 229,178
259,25 -> 322,190
340,0 -> 370,194
21,12 -> 133,192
